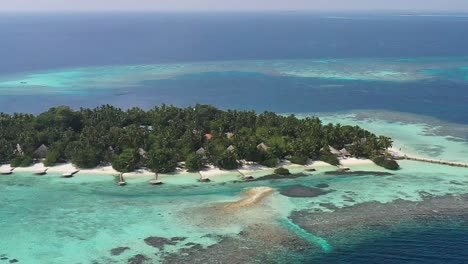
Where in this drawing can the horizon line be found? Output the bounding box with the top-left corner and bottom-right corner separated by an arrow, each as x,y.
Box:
1,9 -> 468,14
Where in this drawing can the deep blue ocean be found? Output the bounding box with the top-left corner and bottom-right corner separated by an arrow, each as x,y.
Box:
0,13 -> 467,263
1,13 -> 468,124
2,12 -> 468,74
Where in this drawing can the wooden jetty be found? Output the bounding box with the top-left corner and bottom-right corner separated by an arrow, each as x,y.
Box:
404,156 -> 468,168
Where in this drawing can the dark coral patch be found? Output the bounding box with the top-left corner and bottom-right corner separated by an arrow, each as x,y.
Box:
144,236 -> 187,250
315,183 -> 329,188
324,171 -> 393,176
111,247 -> 130,256
128,254 -> 149,264
280,185 -> 331,197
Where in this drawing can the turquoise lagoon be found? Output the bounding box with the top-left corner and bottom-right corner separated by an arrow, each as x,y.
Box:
1,57 -> 468,263
1,158 -> 467,263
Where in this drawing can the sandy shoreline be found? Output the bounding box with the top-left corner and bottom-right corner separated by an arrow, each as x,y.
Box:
0,158 -> 376,180
224,187 -> 276,209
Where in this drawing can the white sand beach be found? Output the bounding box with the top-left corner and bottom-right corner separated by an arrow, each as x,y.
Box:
0,157 -> 379,182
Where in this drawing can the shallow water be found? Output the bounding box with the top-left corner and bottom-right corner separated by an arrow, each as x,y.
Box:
1,159 -> 467,263
1,13 -> 468,263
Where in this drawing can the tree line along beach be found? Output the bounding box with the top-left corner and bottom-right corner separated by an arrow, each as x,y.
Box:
0,104 -> 400,183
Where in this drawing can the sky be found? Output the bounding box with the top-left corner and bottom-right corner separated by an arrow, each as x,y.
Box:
1,0 -> 468,12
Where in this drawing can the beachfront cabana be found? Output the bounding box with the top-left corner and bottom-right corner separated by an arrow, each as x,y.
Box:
33,144 -> 49,159
340,148 -> 351,157
196,147 -> 206,156
328,146 -> 342,156
108,146 -> 116,155
139,125 -> 154,131
14,144 -> 24,156
138,148 -> 148,159
257,142 -> 269,152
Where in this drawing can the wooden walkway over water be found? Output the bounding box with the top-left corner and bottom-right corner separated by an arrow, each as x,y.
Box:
404,156 -> 468,168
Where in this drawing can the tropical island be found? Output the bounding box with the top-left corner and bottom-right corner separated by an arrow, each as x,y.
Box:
0,104 -> 399,180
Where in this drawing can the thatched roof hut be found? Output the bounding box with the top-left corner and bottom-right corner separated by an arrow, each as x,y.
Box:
196,147 -> 206,155
227,145 -> 236,152
257,142 -> 269,152
328,146 -> 341,156
33,144 -> 48,159
14,144 -> 24,156
340,148 -> 351,157
138,148 -> 148,159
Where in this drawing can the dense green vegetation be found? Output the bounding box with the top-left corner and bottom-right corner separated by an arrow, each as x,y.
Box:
10,155 -> 33,167
185,153 -> 206,172
274,167 -> 291,176
319,148 -> 341,166
372,156 -> 400,170
0,105 -> 395,172
290,155 -> 308,165
112,149 -> 139,174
